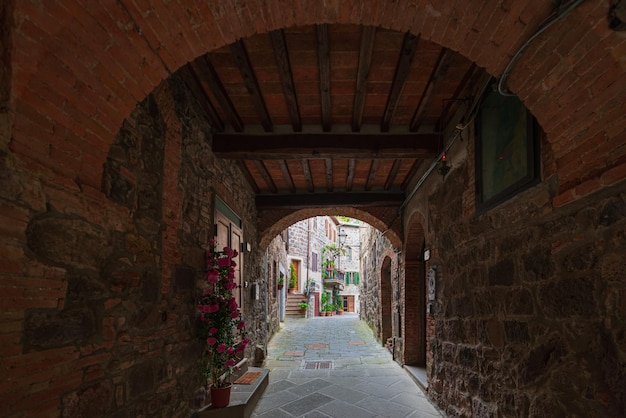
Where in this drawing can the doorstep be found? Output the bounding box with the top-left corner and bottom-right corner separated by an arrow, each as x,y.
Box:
193,367 -> 269,418
405,365 -> 428,391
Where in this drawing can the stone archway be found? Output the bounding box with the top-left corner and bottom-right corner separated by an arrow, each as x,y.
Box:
6,1 -> 624,213
258,207 -> 402,250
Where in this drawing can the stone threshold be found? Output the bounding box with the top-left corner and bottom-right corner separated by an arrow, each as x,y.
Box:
192,367 -> 269,418
405,365 -> 428,391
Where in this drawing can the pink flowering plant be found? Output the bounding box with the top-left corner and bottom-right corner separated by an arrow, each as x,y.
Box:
197,240 -> 249,388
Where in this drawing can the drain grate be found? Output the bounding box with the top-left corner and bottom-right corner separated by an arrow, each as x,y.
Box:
303,361 -> 333,370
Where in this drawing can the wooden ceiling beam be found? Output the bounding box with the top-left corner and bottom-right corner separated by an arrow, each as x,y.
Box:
256,192 -> 405,209
278,160 -> 296,193
410,48 -> 450,132
180,65 -> 224,131
229,40 -> 273,132
401,159 -> 421,190
212,133 -> 440,159
365,160 -> 380,191
352,26 -> 377,132
346,159 -> 356,192
436,63 -> 477,132
237,161 -> 260,193
384,159 -> 401,190
302,160 -> 314,192
325,158 -> 333,192
381,33 -> 420,132
253,160 -> 278,193
270,29 -> 302,132
316,24 -> 332,132
192,56 -> 244,132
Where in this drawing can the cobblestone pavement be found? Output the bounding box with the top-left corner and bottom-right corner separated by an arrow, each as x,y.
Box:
251,313 -> 445,418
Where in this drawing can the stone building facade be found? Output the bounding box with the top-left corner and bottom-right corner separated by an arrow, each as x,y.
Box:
2,2 -> 625,418
336,219 -> 362,313
287,216 -> 342,315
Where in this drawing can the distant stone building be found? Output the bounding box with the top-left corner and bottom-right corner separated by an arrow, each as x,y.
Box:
286,216 -> 362,316
336,217 -> 362,314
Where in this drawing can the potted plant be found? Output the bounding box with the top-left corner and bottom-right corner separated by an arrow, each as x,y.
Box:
277,276 -> 284,290
321,292 -> 330,316
299,300 -> 309,314
336,302 -> 344,315
197,240 -> 249,408
288,262 -> 297,293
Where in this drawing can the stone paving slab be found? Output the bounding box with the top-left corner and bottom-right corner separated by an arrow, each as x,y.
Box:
251,314 -> 445,418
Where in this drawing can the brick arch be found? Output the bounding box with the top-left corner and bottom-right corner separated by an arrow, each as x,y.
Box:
8,0 -> 625,203
258,206 -> 402,250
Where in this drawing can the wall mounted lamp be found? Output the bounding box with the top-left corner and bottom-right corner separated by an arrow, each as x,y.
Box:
437,154 -> 451,178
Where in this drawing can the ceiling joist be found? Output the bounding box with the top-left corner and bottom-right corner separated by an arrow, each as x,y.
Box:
192,56 -> 244,132
410,48 -> 450,132
316,24 -> 332,132
230,40 -> 273,132
270,29 -> 302,132
381,33 -> 420,132
352,26 -> 377,132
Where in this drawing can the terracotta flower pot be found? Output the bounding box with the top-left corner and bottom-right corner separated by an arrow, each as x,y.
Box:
277,284 -> 284,290
210,384 -> 232,408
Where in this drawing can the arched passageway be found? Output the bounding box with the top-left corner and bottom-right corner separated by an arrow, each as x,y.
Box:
2,1 -> 625,417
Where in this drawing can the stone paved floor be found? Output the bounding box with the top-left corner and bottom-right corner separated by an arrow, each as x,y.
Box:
251,313 -> 445,418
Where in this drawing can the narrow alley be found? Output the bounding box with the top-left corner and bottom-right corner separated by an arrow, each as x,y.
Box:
251,315 -> 443,418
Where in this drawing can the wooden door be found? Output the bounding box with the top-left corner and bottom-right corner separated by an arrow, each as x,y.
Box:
215,210 -> 243,312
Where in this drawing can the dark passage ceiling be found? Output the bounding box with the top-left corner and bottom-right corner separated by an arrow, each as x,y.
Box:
179,24 -> 484,210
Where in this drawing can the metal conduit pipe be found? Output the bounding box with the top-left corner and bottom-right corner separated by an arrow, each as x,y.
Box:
498,0 -> 587,96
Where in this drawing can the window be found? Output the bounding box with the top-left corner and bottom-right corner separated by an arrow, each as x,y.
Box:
346,247 -> 352,261
475,85 -> 540,213
312,252 -> 318,272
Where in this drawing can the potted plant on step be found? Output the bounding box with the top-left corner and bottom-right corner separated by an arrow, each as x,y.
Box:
288,262 -> 297,294
299,300 -> 309,314
197,240 -> 249,408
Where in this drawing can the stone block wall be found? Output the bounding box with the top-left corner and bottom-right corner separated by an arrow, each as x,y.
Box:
265,234 -> 287,340
1,73 -> 272,417
425,159 -> 626,418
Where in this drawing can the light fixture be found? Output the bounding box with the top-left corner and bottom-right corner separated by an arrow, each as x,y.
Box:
437,154 -> 451,178
338,228 -> 347,245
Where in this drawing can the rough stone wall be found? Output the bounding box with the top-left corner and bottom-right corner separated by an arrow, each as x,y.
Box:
359,226 -> 402,346
265,235 -> 287,340
426,159 -> 626,418
0,73 -> 270,417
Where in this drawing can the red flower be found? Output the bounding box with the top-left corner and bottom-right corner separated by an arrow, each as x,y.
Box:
198,242 -> 247,389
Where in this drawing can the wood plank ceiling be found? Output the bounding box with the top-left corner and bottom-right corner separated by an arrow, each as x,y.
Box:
179,24 -> 482,210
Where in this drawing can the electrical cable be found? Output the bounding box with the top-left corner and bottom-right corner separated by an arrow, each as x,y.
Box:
498,0 -> 587,96
399,75 -> 494,212
386,1 -> 586,234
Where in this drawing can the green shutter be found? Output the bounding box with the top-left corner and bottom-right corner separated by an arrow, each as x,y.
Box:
355,272 -> 360,285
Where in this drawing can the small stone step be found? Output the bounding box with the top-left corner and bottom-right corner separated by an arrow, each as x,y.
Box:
193,367 -> 269,418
